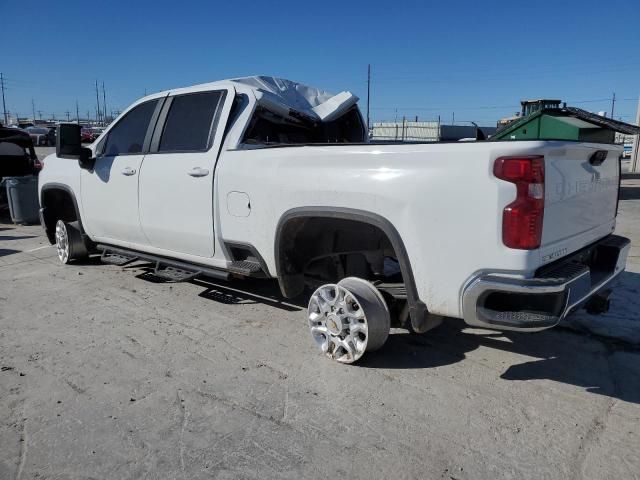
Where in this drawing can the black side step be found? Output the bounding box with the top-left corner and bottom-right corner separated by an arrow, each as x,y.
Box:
153,264 -> 202,282
97,244 -> 230,282
227,260 -> 263,276
101,251 -> 139,266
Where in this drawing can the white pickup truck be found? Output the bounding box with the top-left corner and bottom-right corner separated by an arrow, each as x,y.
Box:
39,76 -> 630,363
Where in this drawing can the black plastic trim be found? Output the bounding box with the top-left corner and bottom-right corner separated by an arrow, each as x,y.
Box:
149,96 -> 173,153
274,207 -> 429,329
224,241 -> 271,276
40,183 -> 84,242
142,96 -> 168,154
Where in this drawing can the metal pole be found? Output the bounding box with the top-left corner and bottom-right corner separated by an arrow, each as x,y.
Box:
631,97 -> 640,173
102,82 -> 107,125
610,92 -> 616,118
402,116 -> 406,141
0,73 -> 7,124
366,64 -> 371,130
32,99 -> 36,123
76,101 -> 80,124
95,80 -> 101,125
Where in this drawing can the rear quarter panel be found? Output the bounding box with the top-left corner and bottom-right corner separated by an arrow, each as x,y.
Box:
216,141 -> 565,318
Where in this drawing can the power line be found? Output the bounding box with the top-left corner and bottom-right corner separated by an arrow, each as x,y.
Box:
372,61 -> 640,84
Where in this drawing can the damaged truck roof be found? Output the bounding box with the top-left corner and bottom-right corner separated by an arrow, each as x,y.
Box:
160,76 -> 360,124
231,76 -> 359,123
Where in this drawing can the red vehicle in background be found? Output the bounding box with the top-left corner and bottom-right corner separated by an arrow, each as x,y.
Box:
81,127 -> 104,143
81,128 -> 93,143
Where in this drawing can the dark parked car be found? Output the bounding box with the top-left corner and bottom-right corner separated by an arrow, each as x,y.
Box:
0,126 -> 40,207
47,126 -> 56,146
25,126 -> 52,146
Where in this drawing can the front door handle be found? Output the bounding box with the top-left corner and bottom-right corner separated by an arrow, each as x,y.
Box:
121,167 -> 137,176
188,167 -> 209,177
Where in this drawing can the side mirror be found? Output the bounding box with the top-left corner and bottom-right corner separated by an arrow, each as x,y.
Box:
56,124 -> 95,170
56,123 -> 82,158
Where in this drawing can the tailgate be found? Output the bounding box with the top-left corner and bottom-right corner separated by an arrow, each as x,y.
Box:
541,143 -> 620,260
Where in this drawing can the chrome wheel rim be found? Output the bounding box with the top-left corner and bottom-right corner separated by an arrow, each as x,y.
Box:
308,283 -> 369,363
55,220 -> 69,263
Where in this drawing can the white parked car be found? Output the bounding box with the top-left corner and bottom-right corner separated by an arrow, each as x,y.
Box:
38,76 -> 630,363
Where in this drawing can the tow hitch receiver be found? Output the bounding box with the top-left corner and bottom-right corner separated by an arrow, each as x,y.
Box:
585,289 -> 612,315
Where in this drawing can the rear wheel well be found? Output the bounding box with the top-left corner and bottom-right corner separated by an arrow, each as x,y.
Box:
276,215 -> 407,325
275,208 -> 439,332
41,187 -> 81,244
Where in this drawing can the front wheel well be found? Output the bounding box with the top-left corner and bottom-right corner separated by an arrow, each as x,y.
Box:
40,187 -> 81,244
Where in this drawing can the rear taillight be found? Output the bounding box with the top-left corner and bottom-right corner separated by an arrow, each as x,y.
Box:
494,156 -> 545,250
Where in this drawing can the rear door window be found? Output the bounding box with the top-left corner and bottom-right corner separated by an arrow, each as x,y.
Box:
103,100 -> 158,156
158,91 -> 224,152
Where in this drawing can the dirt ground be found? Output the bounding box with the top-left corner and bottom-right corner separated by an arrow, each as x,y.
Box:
1,177 -> 639,479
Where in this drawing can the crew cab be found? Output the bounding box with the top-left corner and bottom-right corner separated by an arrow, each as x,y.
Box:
38,76 -> 630,363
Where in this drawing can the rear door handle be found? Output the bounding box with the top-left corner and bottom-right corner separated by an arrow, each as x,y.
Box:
188,167 -> 209,177
121,167 -> 137,176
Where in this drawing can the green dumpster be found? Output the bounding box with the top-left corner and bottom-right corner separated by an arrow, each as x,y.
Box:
492,105 -> 640,144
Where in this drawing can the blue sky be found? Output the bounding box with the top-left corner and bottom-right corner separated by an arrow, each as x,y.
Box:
2,0 -> 639,125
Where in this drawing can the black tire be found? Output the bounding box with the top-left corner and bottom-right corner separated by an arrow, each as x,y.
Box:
55,220 -> 88,264
337,277 -> 390,352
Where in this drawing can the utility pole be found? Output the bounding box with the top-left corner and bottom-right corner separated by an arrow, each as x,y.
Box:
0,72 -> 7,125
102,82 -> 107,125
452,112 -> 455,125
76,100 -> 80,124
611,92 -> 616,118
366,64 -> 371,130
32,99 -> 36,123
95,80 -> 101,125
632,97 -> 640,173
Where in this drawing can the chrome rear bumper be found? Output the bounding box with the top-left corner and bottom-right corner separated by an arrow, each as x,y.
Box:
462,235 -> 630,331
